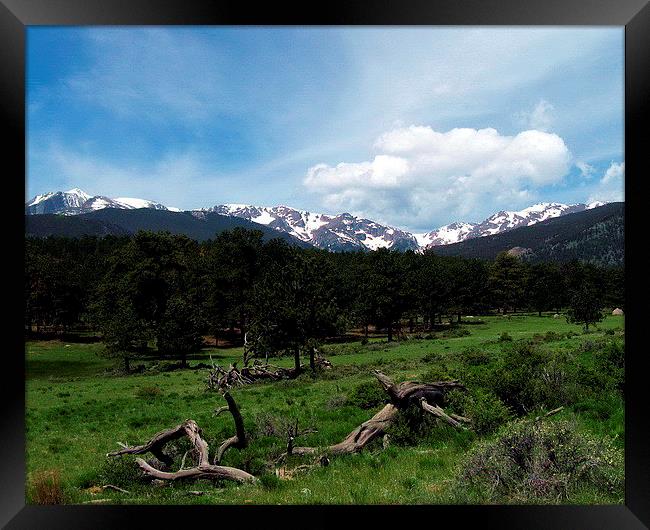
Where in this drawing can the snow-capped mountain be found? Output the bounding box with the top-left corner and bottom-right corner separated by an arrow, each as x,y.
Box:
414,202 -> 606,251
25,188 -> 174,215
414,222 -> 478,248
26,188 -> 92,214
25,188 -> 609,252
196,204 -> 419,251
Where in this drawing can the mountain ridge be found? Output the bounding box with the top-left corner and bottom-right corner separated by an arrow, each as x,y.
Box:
26,188 -> 608,253
430,202 -> 624,266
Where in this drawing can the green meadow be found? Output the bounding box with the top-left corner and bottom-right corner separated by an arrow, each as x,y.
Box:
26,314 -> 625,505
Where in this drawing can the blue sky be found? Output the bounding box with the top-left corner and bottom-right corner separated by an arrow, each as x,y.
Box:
27,27 -> 624,231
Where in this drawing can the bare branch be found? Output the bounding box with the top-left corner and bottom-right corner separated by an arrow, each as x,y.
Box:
214,391 -> 247,464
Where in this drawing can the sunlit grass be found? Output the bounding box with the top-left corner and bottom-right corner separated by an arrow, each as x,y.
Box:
25,313 -> 624,504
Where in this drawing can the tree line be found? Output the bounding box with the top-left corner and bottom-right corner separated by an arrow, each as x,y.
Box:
25,229 -> 624,371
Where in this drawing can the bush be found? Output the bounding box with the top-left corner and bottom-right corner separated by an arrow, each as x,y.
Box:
498,331 -> 513,343
455,419 -> 623,503
346,381 -> 387,409
531,331 -> 570,344
326,393 -> 347,410
422,352 -> 443,363
98,457 -> 145,487
441,327 -> 471,339
420,365 -> 453,382
489,341 -> 547,415
134,385 -> 162,399
592,340 -> 625,393
447,388 -> 511,435
386,404 -> 438,446
459,346 -> 491,366
535,350 -> 584,408
253,413 -> 282,437
28,469 -> 66,505
367,342 -> 400,352
259,472 -> 282,490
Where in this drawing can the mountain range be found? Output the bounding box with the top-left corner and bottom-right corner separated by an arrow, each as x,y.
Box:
25,188 -> 606,253
432,202 -> 624,267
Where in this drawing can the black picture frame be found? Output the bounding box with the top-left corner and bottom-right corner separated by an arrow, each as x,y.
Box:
3,1 -> 648,528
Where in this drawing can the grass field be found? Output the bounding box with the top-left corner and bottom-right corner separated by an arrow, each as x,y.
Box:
25,313 -> 625,505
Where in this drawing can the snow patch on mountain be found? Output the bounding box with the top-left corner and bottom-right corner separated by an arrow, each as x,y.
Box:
114,197 -> 169,210
25,188 -> 612,253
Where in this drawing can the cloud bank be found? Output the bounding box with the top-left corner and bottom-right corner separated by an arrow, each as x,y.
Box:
304,125 -> 572,228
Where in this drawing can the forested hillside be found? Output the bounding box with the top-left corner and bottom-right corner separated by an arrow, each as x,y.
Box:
25,209 -> 312,247
432,203 -> 624,266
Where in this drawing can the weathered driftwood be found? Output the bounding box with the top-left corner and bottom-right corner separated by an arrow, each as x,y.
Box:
207,353 -> 331,391
213,391 -> 247,464
419,398 -> 471,428
287,371 -> 467,458
108,418 -> 256,484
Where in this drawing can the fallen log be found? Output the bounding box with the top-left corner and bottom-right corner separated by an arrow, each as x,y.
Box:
108,419 -> 256,484
206,355 -> 332,391
134,458 -> 255,484
287,371 -> 468,458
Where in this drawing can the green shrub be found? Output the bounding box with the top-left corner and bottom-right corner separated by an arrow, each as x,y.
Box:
326,394 -> 347,410
386,404 -> 438,446
572,338 -> 624,394
422,351 -> 443,363
531,331 -> 570,344
97,457 -> 145,487
367,342 -> 400,352
455,419 -> 623,503
498,331 -> 513,343
346,381 -> 387,409
459,346 -> 491,366
592,340 -> 625,393
441,327 -> 471,339
420,365 -> 453,382
489,341 -> 546,415
259,472 -> 282,490
134,385 -> 162,399
447,388 -> 511,435
535,350 -> 584,408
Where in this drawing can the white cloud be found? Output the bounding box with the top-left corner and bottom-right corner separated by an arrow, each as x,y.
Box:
516,99 -> 555,132
588,161 -> 624,203
576,160 -> 596,178
601,161 -> 625,184
303,125 -> 572,229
